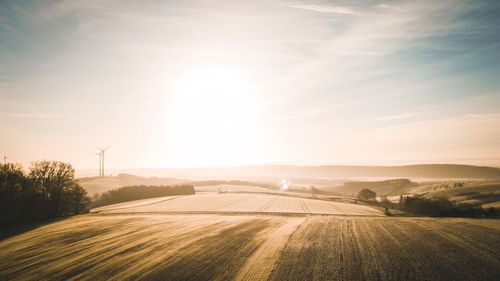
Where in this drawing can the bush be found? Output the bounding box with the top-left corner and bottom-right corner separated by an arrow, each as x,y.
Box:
357,189 -> 377,201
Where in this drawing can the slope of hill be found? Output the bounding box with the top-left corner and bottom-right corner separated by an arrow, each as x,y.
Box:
2,214 -> 499,280
424,182 -> 500,208
79,174 -> 278,196
321,179 -> 418,196
79,174 -> 185,195
256,164 -> 500,179
104,164 -> 500,181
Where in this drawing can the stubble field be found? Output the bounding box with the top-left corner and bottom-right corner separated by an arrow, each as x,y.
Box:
1,193 -> 499,281
92,193 -> 381,216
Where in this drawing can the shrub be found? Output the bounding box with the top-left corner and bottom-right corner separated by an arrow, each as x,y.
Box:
357,189 -> 377,201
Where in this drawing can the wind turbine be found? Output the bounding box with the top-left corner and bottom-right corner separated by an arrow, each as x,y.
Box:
94,152 -> 102,176
97,147 -> 109,177
3,154 -> 6,165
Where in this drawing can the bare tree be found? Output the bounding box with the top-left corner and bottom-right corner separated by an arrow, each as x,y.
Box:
28,161 -> 89,218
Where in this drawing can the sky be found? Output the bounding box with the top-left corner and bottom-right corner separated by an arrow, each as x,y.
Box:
1,0 -> 500,170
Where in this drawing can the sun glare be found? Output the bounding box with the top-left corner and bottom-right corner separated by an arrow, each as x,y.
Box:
168,65 -> 262,167
280,179 -> 289,190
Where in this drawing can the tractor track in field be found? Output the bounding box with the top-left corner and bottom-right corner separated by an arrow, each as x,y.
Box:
235,218 -> 305,281
299,199 -> 310,213
256,196 -> 278,213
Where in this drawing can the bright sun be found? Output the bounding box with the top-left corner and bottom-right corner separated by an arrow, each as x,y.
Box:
168,65 -> 262,167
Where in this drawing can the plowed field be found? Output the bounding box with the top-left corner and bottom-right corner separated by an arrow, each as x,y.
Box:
1,193 -> 499,280
92,193 -> 382,216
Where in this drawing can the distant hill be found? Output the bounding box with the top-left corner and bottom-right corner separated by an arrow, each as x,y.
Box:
79,174 -> 185,195
79,164 -> 500,196
92,164 -> 500,182
233,164 -> 500,179
79,174 -> 278,195
322,179 -> 418,196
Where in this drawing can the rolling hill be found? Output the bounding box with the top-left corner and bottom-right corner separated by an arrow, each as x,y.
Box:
424,182 -> 500,208
79,174 -> 185,195
95,164 -> 500,182
233,164 -> 500,179
79,174 -> 279,195
323,178 -> 418,196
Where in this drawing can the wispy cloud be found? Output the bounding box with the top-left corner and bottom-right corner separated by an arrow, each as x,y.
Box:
4,113 -> 67,120
377,4 -> 404,12
267,111 -> 320,121
377,112 -> 417,121
288,3 -> 362,16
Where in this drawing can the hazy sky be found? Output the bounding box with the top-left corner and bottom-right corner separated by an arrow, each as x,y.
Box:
1,0 -> 500,169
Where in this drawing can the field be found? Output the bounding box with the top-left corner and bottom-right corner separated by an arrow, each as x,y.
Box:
92,193 -> 382,216
195,184 -> 275,193
1,192 -> 499,280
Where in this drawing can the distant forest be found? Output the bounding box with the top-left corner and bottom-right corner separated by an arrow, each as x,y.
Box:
359,190 -> 500,218
401,196 -> 499,218
92,185 -> 195,208
0,161 -> 90,225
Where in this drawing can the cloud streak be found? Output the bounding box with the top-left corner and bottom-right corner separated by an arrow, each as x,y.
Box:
288,3 -> 362,16
3,113 -> 67,120
377,112 -> 417,122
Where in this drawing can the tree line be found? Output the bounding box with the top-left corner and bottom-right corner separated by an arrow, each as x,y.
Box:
357,188 -> 499,218
0,161 -> 90,225
91,185 -> 195,208
400,196 -> 499,218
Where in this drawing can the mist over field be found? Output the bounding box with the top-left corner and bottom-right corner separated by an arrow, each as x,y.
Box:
2,0 -> 500,280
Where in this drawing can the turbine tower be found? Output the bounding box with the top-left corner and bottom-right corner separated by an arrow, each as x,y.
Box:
94,152 -> 102,176
97,147 -> 109,177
